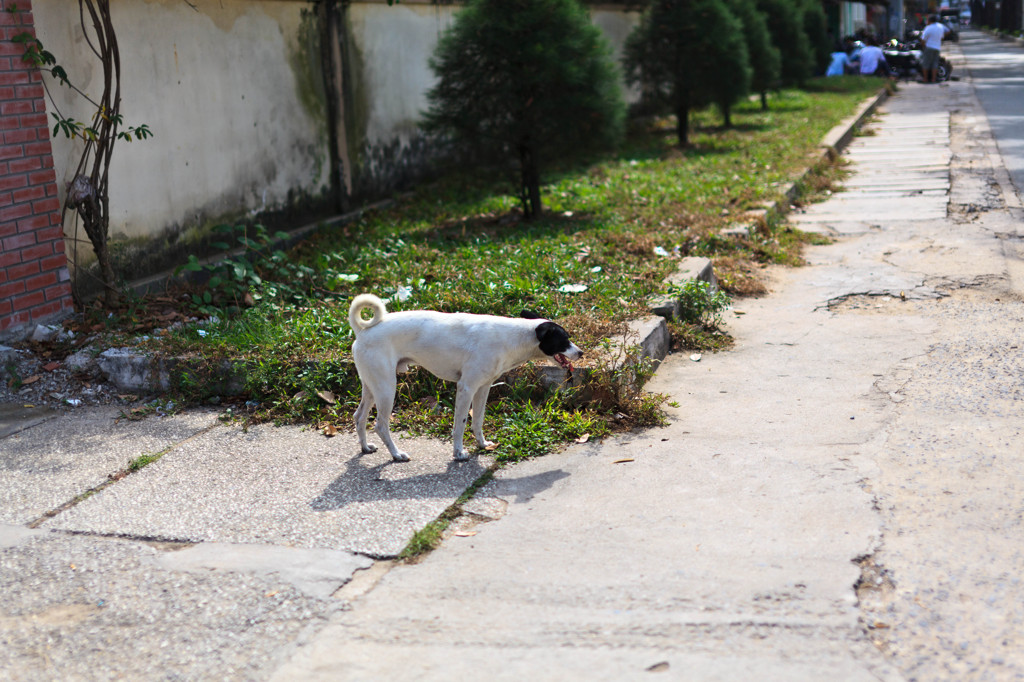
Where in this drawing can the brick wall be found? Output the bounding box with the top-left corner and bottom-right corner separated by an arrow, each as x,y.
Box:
0,0 -> 73,341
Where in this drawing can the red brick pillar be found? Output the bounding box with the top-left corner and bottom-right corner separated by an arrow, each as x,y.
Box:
1,0 -> 74,340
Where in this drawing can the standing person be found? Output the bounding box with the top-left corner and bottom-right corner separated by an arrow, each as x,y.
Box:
857,37 -> 888,76
920,15 -> 949,83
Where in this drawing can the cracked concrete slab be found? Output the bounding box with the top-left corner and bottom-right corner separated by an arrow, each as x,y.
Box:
40,420 -> 494,558
152,542 -> 374,599
0,406 -> 221,525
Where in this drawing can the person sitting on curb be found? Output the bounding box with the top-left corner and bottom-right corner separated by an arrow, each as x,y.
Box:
827,40 -> 855,76
920,15 -> 949,83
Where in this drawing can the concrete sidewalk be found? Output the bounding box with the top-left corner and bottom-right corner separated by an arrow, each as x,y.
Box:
0,402 -> 499,677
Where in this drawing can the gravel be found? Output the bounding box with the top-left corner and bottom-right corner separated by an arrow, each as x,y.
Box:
1,339 -> 144,409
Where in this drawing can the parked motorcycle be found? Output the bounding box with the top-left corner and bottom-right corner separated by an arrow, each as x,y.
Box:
883,36 -> 952,82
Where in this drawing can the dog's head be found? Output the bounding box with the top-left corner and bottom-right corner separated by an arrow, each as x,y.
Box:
522,310 -> 584,371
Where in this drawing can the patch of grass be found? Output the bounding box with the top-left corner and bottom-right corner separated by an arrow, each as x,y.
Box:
4,362 -> 22,391
137,82 -> 883,459
399,469 -> 496,561
127,452 -> 161,472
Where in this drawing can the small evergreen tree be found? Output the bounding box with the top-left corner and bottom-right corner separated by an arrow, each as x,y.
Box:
726,0 -> 782,110
623,0 -> 751,145
423,0 -> 625,220
799,0 -> 832,76
756,0 -> 813,86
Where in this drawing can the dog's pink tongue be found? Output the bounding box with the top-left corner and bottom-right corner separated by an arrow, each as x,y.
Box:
555,354 -> 574,372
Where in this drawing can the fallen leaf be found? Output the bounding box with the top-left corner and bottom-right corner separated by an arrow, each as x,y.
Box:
646,662 -> 670,673
613,458 -> 634,464
292,390 -> 309,403
454,531 -> 477,537
22,375 -> 41,385
872,621 -> 890,629
484,442 -> 500,451
574,433 -> 591,444
323,424 -> 339,437
265,591 -> 279,598
316,390 -> 336,404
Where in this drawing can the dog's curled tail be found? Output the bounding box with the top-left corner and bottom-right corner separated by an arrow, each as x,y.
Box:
349,293 -> 387,336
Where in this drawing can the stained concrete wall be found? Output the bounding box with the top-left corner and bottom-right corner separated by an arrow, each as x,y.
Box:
32,0 -> 330,280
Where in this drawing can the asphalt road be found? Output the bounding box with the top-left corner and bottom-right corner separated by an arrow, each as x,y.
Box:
958,29 -> 1024,201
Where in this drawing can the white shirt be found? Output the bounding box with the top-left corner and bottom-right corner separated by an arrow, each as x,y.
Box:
859,46 -> 885,74
921,22 -> 948,50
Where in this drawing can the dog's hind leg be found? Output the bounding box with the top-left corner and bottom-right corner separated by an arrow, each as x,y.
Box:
368,374 -> 410,463
470,383 -> 496,451
354,383 -> 377,454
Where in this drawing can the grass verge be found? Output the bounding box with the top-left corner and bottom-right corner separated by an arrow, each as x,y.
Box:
101,79 -> 881,460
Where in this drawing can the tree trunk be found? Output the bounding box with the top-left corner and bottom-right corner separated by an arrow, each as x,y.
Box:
760,90 -> 769,111
519,143 -> 542,220
721,102 -> 732,128
675,90 -> 690,147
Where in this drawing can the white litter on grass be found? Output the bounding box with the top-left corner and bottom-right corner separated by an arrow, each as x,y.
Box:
654,246 -> 670,257
558,284 -> 588,294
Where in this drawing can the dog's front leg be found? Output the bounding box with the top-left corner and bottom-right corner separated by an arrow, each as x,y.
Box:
471,384 -> 495,451
451,382 -> 474,461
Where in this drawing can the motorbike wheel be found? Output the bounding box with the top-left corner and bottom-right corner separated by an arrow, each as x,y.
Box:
937,61 -> 951,81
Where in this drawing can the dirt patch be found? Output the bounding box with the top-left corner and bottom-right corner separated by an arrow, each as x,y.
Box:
0,603 -> 103,631
829,294 -> 920,315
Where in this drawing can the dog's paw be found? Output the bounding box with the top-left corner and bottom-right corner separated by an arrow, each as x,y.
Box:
391,451 -> 410,462
454,448 -> 472,462
361,444 -> 378,454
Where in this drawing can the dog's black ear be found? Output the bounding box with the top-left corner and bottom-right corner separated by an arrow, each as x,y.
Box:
535,321 -> 571,355
521,309 -> 542,320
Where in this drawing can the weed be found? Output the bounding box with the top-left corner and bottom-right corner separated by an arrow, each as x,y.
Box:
173,223 -> 291,316
4,362 -> 22,391
670,279 -> 732,327
127,452 -> 161,472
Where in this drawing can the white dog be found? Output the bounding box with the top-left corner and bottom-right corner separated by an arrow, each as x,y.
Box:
348,293 -> 583,462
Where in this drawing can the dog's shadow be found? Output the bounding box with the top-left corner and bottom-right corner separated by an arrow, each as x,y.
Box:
310,446 -> 486,512
309,445 -> 569,512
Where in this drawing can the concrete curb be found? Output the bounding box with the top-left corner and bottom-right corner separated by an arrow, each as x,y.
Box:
978,26 -> 1024,45
723,87 -> 890,237
97,257 -> 716,398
